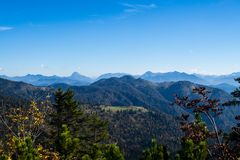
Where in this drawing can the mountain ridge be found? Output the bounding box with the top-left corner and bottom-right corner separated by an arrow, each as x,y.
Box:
1,71 -> 240,93
0,76 -> 238,132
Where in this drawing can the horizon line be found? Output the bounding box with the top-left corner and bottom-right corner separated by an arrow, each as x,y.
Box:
1,70 -> 240,78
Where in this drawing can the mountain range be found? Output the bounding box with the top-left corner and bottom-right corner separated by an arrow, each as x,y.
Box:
0,74 -> 237,130
51,76 -> 231,113
1,71 -> 240,93
0,72 -> 92,87
0,76 -> 182,159
51,76 -> 238,130
0,74 -> 239,158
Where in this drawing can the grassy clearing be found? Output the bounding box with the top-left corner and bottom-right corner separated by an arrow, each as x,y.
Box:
102,106 -> 148,112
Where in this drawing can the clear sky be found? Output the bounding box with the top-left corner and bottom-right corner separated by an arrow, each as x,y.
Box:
1,0 -> 240,77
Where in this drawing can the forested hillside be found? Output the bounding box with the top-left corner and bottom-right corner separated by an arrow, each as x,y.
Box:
51,76 -> 237,131
1,77 -> 240,159
98,108 -> 182,160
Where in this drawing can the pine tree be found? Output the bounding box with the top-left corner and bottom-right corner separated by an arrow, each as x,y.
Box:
58,124 -> 80,159
51,89 -> 84,157
101,144 -> 125,160
85,143 -> 124,160
51,89 -> 108,158
177,139 -> 207,160
53,89 -> 81,134
140,139 -> 169,160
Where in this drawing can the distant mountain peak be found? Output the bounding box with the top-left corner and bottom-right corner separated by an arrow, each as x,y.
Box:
71,72 -> 80,76
144,71 -> 154,75
166,71 -> 186,75
96,73 -> 129,80
69,72 -> 92,82
70,72 -> 82,78
25,74 -> 39,76
140,71 -> 208,85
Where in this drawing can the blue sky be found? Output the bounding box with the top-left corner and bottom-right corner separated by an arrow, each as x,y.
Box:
1,0 -> 240,77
